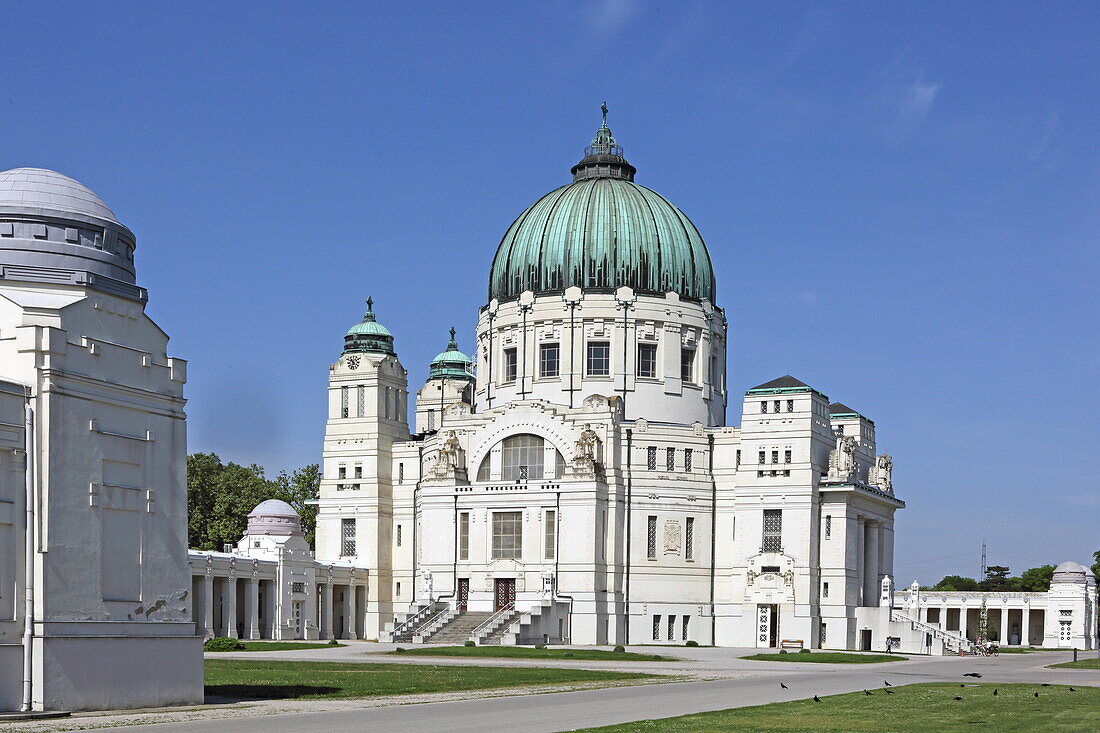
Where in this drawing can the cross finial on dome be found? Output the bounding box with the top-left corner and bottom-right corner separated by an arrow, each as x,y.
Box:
448,326 -> 457,349
364,296 -> 376,321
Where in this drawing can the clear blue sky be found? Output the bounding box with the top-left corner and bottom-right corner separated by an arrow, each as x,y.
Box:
4,1 -> 1097,583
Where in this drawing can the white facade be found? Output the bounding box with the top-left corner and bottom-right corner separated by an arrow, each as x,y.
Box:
0,169 -> 202,711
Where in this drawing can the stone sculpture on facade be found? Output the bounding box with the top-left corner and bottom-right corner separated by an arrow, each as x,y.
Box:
868,453 -> 893,493
428,430 -> 465,480
571,427 -> 601,477
827,433 -> 857,481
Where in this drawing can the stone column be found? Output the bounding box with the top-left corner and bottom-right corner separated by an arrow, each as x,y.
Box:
347,584 -> 358,640
321,583 -> 334,640
246,578 -> 261,639
223,576 -> 239,638
1021,605 -> 1031,646
201,574 -> 215,639
998,605 -> 1008,643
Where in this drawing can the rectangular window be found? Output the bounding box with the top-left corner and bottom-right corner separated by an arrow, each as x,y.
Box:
758,450 -> 766,465
341,386 -> 349,418
396,581 -> 401,597
637,343 -> 658,378
427,410 -> 435,431
459,512 -> 470,560
652,615 -> 661,641
398,462 -> 404,483
784,450 -> 791,464
587,341 -> 610,376
680,348 -> 695,383
544,510 -> 556,560
771,450 -> 779,464
647,446 -> 657,470
685,517 -> 694,560
736,450 -> 741,466
682,615 -> 690,642
354,464 -> 362,478
762,509 -> 782,553
774,400 -> 781,413
358,385 -> 365,417
341,518 -> 356,556
396,524 -> 402,547
504,348 -> 518,383
823,581 -> 830,598
492,511 -> 522,559
666,447 -> 675,471
647,515 -> 657,559
667,614 -> 675,641
684,448 -> 693,471
825,515 -> 831,540
787,399 -> 794,412
539,343 -> 560,378
761,401 -> 768,413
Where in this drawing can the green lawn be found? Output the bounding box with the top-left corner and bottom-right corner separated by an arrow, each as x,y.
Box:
1049,657 -> 1100,669
207,641 -> 347,652
575,683 -> 1100,732
204,659 -> 658,700
390,646 -> 673,662
742,651 -> 905,664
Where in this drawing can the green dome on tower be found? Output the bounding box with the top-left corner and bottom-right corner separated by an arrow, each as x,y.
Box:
429,327 -> 474,381
488,104 -> 716,303
343,297 -> 395,355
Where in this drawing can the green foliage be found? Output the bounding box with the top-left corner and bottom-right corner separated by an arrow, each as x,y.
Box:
187,453 -> 320,550
1016,565 -> 1054,592
327,638 -> 339,646
464,640 -> 476,647
685,640 -> 699,647
745,652 -> 904,664
394,647 -> 405,653
933,564 -> 1055,594
613,645 -> 625,653
389,646 -> 672,661
778,649 -> 788,654
204,637 -> 246,651
534,643 -> 546,649
1092,550 -> 1100,582
932,575 -> 981,591
798,648 -> 811,653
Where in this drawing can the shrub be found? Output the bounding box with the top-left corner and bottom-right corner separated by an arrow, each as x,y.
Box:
464,640 -> 476,647
778,649 -> 788,654
327,638 -> 340,646
613,645 -> 625,653
563,652 -> 574,658
535,643 -> 546,649
394,647 -> 405,653
204,637 -> 245,652
685,640 -> 699,647
799,648 -> 810,654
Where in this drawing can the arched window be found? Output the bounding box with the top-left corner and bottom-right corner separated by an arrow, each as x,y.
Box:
502,434 -> 543,481
477,455 -> 490,482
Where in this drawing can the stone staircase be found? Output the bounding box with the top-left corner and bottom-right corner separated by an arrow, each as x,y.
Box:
892,609 -> 971,653
422,611 -> 494,644
476,610 -> 520,645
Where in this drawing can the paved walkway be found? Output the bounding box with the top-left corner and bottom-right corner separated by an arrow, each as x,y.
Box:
6,645 -> 1096,732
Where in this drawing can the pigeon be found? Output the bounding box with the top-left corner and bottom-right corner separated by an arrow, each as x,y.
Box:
864,690 -> 873,696
993,689 -> 998,696
1070,688 -> 1076,692
780,682 -> 788,689
1034,692 -> 1039,698
1041,683 -> 1050,687
884,689 -> 894,694
954,696 -> 963,701
964,673 -> 982,678
813,695 -> 821,702
884,680 -> 892,687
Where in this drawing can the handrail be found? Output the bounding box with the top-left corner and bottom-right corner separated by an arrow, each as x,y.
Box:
892,609 -> 969,649
471,604 -> 515,638
392,603 -> 435,638
412,608 -> 450,637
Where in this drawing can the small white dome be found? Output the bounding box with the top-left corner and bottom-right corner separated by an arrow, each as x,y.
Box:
248,499 -> 299,517
0,168 -> 119,223
245,499 -> 303,537
1052,561 -> 1090,583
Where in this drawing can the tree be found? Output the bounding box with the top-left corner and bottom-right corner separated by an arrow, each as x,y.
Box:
932,575 -> 980,591
1016,565 -> 1055,592
272,464 -> 320,546
1092,550 -> 1100,582
979,565 -> 1012,591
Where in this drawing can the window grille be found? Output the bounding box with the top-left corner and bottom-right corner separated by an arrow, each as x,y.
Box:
340,518 -> 356,556
398,462 -> 405,483
774,400 -> 781,413
647,515 -> 657,559
685,517 -> 694,560
341,386 -> 349,418
771,450 -> 779,464
354,464 -> 362,478
637,343 -> 658,378
357,386 -> 365,417
544,510 -> 556,560
666,447 -> 675,471
762,509 -> 782,553
784,450 -> 792,464
825,515 -> 832,539
427,410 -> 435,431
492,511 -> 522,559
587,341 -> 610,376
647,446 -> 657,470
504,348 -> 518,382
502,434 -> 544,481
787,399 -> 794,412
758,450 -> 765,464
667,614 -> 675,641
459,513 -> 470,560
736,450 -> 741,466
539,343 -> 560,378
682,615 -> 690,641
652,615 -> 660,641
761,401 -> 768,413
291,582 -> 305,593
396,524 -> 402,547
823,582 -> 830,598
684,448 -> 693,471
338,465 -> 346,479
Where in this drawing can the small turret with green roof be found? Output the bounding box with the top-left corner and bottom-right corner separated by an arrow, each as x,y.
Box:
343,297 -> 395,355
428,327 -> 474,382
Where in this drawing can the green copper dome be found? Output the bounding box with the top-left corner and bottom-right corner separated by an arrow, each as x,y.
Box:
488,105 -> 715,303
429,328 -> 474,381
343,297 -> 395,355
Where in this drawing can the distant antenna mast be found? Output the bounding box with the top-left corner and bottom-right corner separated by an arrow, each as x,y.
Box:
980,540 -> 987,579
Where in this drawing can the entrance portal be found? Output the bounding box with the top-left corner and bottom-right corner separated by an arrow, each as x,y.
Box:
494,578 -> 516,611
457,578 -> 469,611
756,604 -> 779,647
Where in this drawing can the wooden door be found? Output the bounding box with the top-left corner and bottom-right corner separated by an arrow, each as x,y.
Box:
494,578 -> 516,611
457,578 -> 469,611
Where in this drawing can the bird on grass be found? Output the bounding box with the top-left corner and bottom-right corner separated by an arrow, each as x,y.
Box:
993,689 -> 998,696
964,673 -> 982,678
954,696 -> 964,701
884,680 -> 892,687
1070,687 -> 1076,692
1041,683 -> 1050,687
780,682 -> 788,689
1034,692 -> 1039,698
813,695 -> 821,702
884,689 -> 895,695
864,690 -> 873,696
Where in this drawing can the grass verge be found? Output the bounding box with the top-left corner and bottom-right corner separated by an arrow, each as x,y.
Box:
390,646 -> 673,662
742,651 -> 905,663
574,683 -> 1100,732
206,641 -> 347,652
1049,657 -> 1100,669
204,659 -> 658,700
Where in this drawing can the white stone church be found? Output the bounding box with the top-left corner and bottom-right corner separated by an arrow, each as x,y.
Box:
1,114 -> 1095,711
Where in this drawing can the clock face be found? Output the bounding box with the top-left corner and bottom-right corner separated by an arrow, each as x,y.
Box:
347,356 -> 361,370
